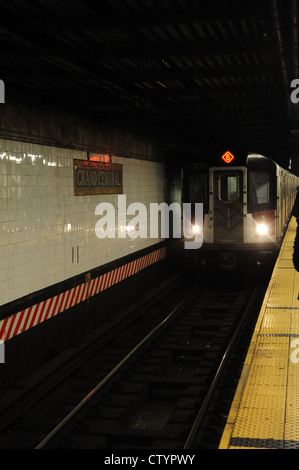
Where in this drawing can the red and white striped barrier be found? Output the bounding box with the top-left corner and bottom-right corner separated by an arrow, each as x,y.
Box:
0,247 -> 166,343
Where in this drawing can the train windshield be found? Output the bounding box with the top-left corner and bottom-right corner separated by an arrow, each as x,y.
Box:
188,173 -> 207,205
248,171 -> 271,206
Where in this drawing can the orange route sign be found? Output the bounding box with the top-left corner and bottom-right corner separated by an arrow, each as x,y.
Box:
221,151 -> 235,164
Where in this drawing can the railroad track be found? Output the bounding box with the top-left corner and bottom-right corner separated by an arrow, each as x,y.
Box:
0,271 -> 271,449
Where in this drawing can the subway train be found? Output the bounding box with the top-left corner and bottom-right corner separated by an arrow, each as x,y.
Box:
183,149 -> 299,271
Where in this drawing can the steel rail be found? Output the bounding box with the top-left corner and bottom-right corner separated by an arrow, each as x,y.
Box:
183,285 -> 259,449
35,295 -> 190,449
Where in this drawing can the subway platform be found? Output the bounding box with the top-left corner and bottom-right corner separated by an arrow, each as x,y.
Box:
219,216 -> 299,449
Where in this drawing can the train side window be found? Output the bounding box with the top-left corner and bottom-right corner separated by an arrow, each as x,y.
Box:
248,171 -> 270,206
219,175 -> 239,202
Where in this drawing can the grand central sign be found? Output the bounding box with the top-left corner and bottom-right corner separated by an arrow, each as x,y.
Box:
73,159 -> 123,196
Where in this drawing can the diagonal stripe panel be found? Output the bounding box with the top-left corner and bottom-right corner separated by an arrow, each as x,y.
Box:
0,247 -> 166,343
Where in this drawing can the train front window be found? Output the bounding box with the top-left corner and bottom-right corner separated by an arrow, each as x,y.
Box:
189,173 -> 207,205
220,175 -> 239,202
248,171 -> 271,206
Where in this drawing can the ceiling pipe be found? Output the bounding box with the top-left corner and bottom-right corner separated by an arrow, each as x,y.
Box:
271,0 -> 292,116
291,0 -> 299,166
292,0 -> 299,76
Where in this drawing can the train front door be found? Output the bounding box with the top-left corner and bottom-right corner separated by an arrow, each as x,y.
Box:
212,170 -> 244,243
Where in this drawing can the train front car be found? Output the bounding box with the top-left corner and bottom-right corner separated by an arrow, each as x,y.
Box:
184,150 -> 298,272
243,153 -> 293,269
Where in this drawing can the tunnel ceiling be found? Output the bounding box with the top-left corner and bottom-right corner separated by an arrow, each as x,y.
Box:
1,0 -> 299,167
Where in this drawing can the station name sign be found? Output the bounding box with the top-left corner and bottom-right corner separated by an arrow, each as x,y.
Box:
73,159 -> 123,195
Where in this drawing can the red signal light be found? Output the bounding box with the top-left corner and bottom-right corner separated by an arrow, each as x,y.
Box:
222,151 -> 235,164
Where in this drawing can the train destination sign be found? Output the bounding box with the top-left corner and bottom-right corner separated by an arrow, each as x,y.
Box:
221,151 -> 235,164
73,159 -> 123,195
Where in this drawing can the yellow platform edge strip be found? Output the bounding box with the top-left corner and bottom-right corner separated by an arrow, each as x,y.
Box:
218,218 -> 295,449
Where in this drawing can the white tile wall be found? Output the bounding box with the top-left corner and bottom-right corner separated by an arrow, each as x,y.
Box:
0,140 -> 166,306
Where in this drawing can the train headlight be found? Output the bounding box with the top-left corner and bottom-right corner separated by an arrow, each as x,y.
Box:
192,224 -> 201,234
253,211 -> 275,238
256,223 -> 269,236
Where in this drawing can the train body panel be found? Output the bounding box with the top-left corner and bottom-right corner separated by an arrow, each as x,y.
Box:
184,151 -> 299,271
209,166 -> 246,245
